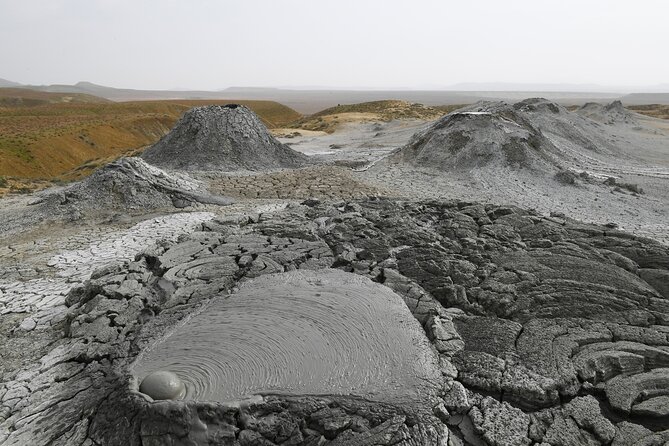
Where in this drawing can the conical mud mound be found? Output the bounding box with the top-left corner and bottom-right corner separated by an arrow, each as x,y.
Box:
35,157 -> 230,218
389,101 -> 563,172
576,100 -> 639,125
141,104 -> 309,171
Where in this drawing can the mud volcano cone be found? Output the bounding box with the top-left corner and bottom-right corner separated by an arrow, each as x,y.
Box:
141,104 -> 308,171
35,157 -> 231,218
390,101 -> 564,173
576,100 -> 638,125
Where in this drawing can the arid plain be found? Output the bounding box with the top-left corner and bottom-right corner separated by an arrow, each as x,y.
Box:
1,86 -> 669,445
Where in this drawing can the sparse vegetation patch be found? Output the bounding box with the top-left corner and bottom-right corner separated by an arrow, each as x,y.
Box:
629,104 -> 669,120
554,169 -> 578,185
604,176 -> 644,194
290,100 -> 455,134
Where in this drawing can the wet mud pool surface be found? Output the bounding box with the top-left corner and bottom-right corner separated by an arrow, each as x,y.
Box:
131,269 -> 441,403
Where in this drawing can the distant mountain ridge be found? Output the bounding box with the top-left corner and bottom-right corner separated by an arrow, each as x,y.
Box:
448,82 -> 669,94
449,82 -> 612,92
28,81 -> 231,101
621,93 -> 669,105
0,88 -> 110,107
0,78 -> 22,88
2,78 -> 669,113
223,86 -> 281,92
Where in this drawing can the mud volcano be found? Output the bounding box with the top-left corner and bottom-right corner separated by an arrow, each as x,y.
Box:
389,101 -> 563,172
33,157 -> 230,218
141,104 -> 309,171
131,269 -> 440,403
576,100 -> 639,125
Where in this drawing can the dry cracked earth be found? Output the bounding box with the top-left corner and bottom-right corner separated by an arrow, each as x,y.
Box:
1,103 -> 668,446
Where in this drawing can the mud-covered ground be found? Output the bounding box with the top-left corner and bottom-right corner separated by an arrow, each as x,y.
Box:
279,103 -> 669,244
1,101 -> 668,445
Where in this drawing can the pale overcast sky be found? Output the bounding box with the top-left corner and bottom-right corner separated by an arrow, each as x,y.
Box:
1,0 -> 668,90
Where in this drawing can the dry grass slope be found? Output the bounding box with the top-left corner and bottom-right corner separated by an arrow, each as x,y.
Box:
289,100 -> 463,134
629,104 -> 669,120
0,88 -> 110,107
0,100 -> 302,180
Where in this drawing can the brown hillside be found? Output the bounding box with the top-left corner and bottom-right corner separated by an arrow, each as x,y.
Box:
0,100 -> 301,179
629,104 -> 669,120
0,88 -> 110,107
289,100 -> 465,134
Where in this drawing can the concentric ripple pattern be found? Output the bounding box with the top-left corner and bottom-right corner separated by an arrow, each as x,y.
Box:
131,269 -> 440,402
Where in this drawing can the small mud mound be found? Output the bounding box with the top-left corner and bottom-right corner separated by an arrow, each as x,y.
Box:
513,97 -> 568,115
33,157 -> 230,218
389,101 -> 563,172
577,100 -> 639,125
141,105 -> 309,171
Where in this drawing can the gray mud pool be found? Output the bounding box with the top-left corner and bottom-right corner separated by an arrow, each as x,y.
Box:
131,269 -> 440,403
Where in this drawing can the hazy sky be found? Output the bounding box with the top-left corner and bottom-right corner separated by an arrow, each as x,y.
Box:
1,0 -> 668,90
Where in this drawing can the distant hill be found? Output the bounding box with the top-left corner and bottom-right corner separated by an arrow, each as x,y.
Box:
629,104 -> 669,120
622,93 -> 669,105
0,99 -> 301,180
448,82 -> 612,92
290,100 -> 460,133
0,78 -> 22,88
0,88 -> 109,107
6,81 -> 669,114
27,81 -> 240,103
19,82 -> 481,113
223,87 -> 282,92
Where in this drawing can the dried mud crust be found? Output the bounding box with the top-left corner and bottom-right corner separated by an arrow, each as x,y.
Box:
206,165 -> 386,200
2,198 -> 668,445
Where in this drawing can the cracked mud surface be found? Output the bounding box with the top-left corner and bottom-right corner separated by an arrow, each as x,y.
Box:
2,199 -> 668,445
1,102 -> 669,445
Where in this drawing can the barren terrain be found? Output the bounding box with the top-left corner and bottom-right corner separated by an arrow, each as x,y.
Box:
0,100 -> 668,446
0,99 -> 300,179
